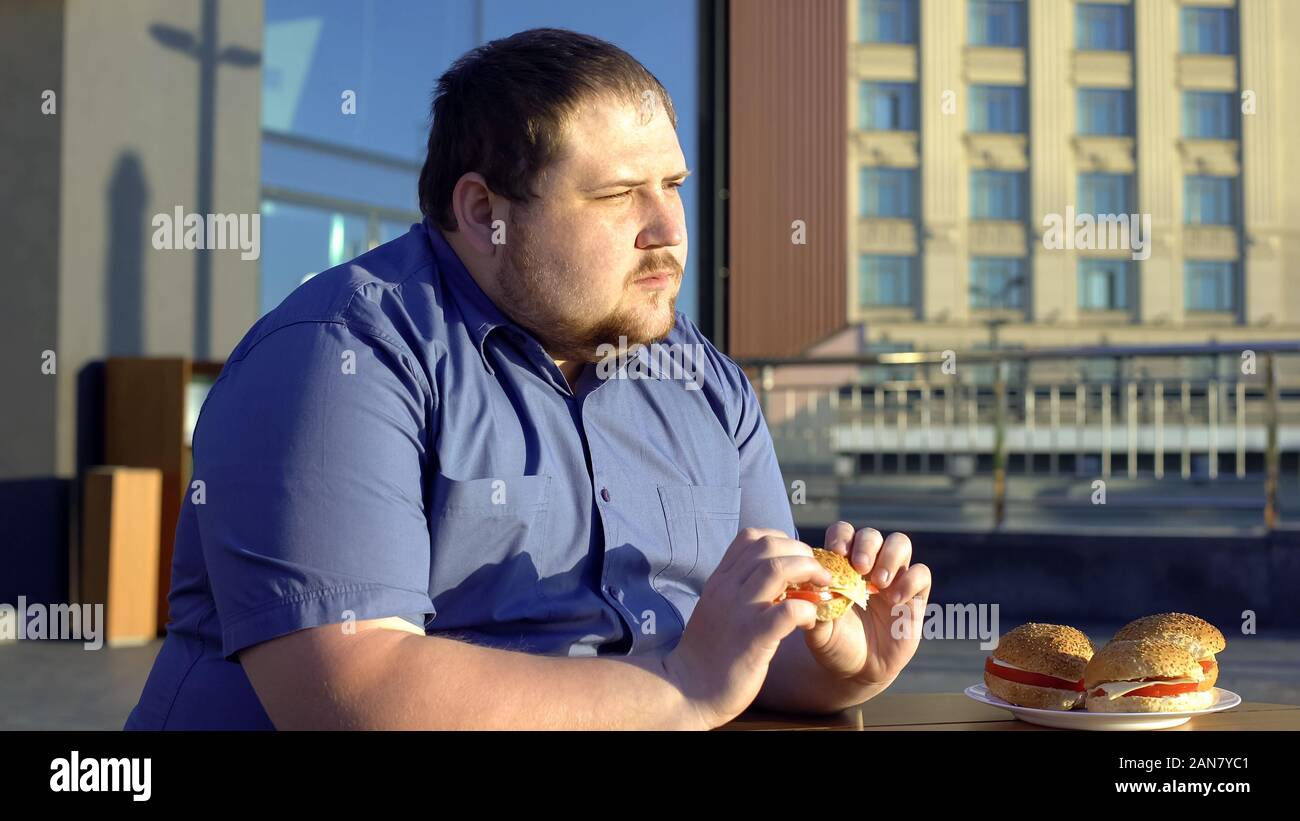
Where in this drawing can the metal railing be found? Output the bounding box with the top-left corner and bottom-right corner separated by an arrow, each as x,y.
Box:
739,342 -> 1300,530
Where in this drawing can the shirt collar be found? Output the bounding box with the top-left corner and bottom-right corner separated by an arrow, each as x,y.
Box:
424,217 -> 510,371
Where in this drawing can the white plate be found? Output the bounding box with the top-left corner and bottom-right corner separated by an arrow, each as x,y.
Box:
964,684 -> 1241,730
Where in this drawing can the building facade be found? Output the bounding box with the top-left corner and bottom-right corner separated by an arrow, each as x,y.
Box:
726,0 -> 1300,360
843,0 -> 1300,356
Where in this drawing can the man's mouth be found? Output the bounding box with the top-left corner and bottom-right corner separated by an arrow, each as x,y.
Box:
634,270 -> 675,290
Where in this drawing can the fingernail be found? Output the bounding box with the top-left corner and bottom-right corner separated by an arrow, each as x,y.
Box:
878,569 -> 890,585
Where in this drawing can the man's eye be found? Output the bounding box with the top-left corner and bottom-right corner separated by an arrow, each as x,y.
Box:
602,190 -> 633,201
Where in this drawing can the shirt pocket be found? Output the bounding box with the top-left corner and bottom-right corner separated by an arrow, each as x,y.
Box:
429,472 -> 554,624
653,484 -> 742,627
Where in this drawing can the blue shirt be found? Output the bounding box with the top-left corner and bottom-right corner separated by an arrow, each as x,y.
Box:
125,218 -> 795,729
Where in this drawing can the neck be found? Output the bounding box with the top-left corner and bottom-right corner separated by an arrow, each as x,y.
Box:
554,359 -> 586,392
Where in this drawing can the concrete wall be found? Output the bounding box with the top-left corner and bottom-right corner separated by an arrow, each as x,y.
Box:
0,0 -> 262,483
0,0 -> 263,601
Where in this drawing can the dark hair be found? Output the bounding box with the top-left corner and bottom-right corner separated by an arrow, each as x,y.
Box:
418,28 -> 677,232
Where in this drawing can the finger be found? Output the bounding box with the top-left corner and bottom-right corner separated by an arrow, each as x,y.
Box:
804,611 -> 835,649
740,555 -> 832,604
759,598 -> 820,639
880,562 -> 931,606
849,527 -> 885,577
885,588 -> 928,645
869,532 -> 912,593
823,521 -> 855,555
746,534 -> 814,561
717,527 -> 789,576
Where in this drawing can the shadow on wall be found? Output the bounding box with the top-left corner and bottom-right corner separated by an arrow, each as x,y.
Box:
106,151 -> 147,356
148,0 -> 261,360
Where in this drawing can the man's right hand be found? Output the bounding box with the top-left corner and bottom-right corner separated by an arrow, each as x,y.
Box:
662,528 -> 832,729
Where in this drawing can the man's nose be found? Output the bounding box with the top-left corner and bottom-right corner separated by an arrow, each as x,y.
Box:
636,190 -> 685,250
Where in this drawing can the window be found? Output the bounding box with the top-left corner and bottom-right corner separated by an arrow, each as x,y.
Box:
1078,259 -> 1132,310
1078,173 -> 1134,215
970,258 -> 1026,308
970,170 -> 1026,219
860,167 -> 918,218
860,255 -> 916,307
1183,91 -> 1238,139
860,82 -> 918,130
970,85 -> 1026,132
969,0 -> 1025,47
1181,6 -> 1235,54
1076,3 -> 1132,50
261,0 -> 707,323
259,201 -> 373,315
1184,176 -> 1237,224
1185,261 -> 1237,311
1078,89 -> 1134,136
860,0 -> 917,44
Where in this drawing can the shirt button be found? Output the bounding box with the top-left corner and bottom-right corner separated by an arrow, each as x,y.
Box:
600,487 -> 611,502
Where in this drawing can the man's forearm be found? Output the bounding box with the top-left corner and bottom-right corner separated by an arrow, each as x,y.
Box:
298,630 -> 703,730
752,630 -> 890,715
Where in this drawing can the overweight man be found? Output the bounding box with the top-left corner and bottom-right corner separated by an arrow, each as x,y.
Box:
125,27 -> 932,730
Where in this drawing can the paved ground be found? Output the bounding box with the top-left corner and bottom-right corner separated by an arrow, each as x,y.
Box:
3,623 -> 1298,730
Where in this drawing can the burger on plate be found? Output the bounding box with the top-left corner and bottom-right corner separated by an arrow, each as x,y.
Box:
1111,612 -> 1225,689
773,548 -> 877,622
1084,638 -> 1214,713
983,623 -> 1094,710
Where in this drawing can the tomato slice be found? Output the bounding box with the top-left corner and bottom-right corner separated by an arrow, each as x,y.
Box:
781,590 -> 827,604
1089,681 -> 1202,698
984,657 -> 1085,691
1200,659 -> 1216,673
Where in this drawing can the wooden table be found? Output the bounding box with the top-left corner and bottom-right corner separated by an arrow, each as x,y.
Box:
721,693 -> 1300,730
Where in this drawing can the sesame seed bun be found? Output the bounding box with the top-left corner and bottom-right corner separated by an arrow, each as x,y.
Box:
984,624 -> 1094,710
811,548 -> 867,622
1112,612 -> 1226,660
1084,689 -> 1217,713
991,623 -> 1095,682
776,548 -> 869,622
811,548 -> 862,590
983,674 -> 1087,711
1082,638 -> 1214,713
1085,638 -> 1203,688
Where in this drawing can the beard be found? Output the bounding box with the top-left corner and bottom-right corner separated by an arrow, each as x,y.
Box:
496,211 -> 681,362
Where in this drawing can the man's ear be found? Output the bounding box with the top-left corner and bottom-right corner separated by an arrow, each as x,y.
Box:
449,171 -> 506,257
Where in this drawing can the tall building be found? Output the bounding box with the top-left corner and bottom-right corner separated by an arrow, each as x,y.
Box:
729,0 -> 1300,359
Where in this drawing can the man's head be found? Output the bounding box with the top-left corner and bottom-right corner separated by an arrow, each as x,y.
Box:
419,28 -> 688,362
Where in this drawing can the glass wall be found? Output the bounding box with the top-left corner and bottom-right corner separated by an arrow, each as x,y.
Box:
261,0 -> 704,321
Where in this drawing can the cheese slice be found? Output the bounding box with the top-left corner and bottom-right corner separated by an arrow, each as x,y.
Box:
1093,677 -> 1201,700
830,586 -> 868,609
989,657 -> 1028,672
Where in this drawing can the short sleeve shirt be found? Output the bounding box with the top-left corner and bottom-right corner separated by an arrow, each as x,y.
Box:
124,218 -> 795,729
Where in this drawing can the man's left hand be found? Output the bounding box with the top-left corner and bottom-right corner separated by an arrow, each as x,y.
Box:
803,522 -> 931,687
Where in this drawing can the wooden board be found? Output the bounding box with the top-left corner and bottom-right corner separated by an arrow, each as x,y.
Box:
80,467 -> 162,645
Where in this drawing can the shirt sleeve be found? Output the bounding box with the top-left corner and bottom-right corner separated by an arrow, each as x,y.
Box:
728,361 -> 799,539
192,319 -> 438,661
680,313 -> 798,539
